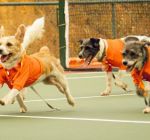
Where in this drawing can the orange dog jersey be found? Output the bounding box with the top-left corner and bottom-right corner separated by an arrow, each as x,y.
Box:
101,39 -> 126,72
0,55 -> 44,90
131,47 -> 150,91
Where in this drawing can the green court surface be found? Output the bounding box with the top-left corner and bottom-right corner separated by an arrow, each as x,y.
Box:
0,72 -> 150,140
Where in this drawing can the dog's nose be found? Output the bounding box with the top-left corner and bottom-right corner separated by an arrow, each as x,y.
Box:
123,61 -> 128,66
78,53 -> 83,59
0,49 -> 3,54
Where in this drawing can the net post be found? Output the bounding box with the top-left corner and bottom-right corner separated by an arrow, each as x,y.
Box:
58,0 -> 67,69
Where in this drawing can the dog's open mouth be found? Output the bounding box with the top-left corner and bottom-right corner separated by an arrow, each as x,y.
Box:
84,55 -> 94,65
126,62 -> 136,72
0,53 -> 12,63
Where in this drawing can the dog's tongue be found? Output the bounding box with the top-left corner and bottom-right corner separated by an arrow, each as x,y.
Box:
81,55 -> 93,67
1,55 -> 9,63
84,55 -> 93,65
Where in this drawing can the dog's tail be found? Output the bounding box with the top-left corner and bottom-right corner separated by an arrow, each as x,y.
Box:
22,17 -> 45,49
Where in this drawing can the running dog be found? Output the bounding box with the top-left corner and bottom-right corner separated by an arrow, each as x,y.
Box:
122,41 -> 150,113
0,17 -> 75,113
78,36 -> 150,96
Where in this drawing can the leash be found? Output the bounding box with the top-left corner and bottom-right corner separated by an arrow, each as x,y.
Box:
112,73 -> 116,79
30,86 -> 60,111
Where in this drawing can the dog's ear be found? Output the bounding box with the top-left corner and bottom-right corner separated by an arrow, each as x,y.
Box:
0,26 -> 5,38
140,42 -> 150,57
139,41 -> 148,51
15,24 -> 26,42
78,39 -> 83,44
139,42 -> 149,61
144,42 -> 150,47
90,38 -> 100,47
124,36 -> 139,43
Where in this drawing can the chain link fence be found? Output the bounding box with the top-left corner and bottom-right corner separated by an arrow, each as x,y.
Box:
68,0 -> 150,57
0,0 -> 149,58
0,1 -> 59,57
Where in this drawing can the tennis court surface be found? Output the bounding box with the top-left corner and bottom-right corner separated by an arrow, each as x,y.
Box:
0,72 -> 150,140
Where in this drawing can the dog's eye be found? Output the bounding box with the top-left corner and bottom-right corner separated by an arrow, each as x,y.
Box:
122,52 -> 126,56
6,42 -> 13,47
80,46 -> 83,50
130,52 -> 136,56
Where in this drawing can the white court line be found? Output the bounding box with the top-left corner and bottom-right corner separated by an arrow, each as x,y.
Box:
66,74 -> 130,80
67,75 -> 105,79
0,115 -> 149,124
66,71 -> 106,75
24,93 -> 134,103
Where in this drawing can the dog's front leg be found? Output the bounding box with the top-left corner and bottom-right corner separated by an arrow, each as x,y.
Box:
114,70 -> 128,91
16,89 -> 27,113
10,88 -> 26,104
0,89 -> 19,105
142,82 -> 150,113
143,95 -> 150,114
135,85 -> 150,113
101,72 -> 112,96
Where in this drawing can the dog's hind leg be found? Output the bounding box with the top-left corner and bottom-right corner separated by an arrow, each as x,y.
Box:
57,77 -> 75,106
101,72 -> 112,96
43,76 -> 64,93
44,73 -> 75,106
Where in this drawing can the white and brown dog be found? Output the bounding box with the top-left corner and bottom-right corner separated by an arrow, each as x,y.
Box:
78,36 -> 150,96
0,17 -> 75,112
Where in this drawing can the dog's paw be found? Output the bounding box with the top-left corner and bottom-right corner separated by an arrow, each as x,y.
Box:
121,83 -> 128,91
11,98 -> 16,104
114,81 -> 128,91
20,106 -> 27,113
143,107 -> 150,114
0,100 -> 5,106
67,96 -> 75,107
100,91 -> 110,96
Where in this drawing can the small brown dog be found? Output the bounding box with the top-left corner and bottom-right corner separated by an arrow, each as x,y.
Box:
0,18 -> 75,112
122,41 -> 150,113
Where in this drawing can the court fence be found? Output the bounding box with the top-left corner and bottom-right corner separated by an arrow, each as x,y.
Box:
0,0 -> 149,69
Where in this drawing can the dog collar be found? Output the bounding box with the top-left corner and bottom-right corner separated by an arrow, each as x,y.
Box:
96,39 -> 106,61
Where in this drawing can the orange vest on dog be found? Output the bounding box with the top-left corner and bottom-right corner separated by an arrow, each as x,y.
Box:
101,39 -> 126,71
131,47 -> 150,91
0,55 -> 44,90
